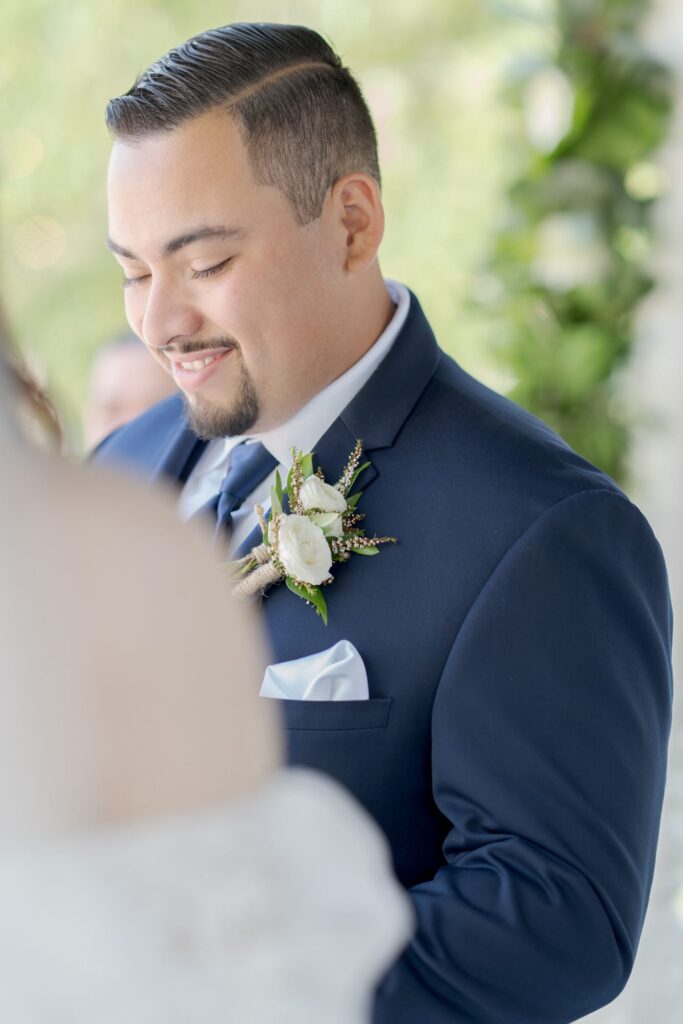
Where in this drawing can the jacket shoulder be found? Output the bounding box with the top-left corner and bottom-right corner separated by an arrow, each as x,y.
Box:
91,394 -> 186,471
417,350 -> 623,509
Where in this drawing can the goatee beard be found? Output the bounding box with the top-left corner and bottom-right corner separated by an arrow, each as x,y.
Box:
183,358 -> 259,439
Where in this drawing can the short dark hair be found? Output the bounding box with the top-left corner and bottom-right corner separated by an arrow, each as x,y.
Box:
105,23 -> 381,225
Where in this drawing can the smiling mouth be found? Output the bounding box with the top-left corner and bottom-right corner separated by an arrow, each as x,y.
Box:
177,352 -> 225,371
170,346 -> 235,390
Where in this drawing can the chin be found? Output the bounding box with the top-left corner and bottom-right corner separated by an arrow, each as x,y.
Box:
183,390 -> 260,440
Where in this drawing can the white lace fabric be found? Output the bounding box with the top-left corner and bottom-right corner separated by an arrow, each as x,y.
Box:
0,769 -> 413,1023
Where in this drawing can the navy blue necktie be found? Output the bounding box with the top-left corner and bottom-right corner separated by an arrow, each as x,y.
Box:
199,441 -> 278,539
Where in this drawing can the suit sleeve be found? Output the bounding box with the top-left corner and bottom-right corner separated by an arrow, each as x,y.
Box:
373,488 -> 673,1024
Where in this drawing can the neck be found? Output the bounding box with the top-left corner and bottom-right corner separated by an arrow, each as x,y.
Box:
252,270 -> 398,433
337,268 -> 395,372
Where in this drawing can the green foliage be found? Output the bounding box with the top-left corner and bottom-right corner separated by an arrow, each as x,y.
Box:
310,512 -> 342,530
286,577 -> 328,625
480,0 -> 673,484
300,453 -> 315,479
346,461 -> 372,494
274,469 -> 284,508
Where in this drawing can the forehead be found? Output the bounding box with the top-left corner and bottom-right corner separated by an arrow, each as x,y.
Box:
107,110 -> 285,242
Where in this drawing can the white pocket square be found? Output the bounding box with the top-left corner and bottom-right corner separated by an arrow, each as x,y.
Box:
259,640 -> 369,701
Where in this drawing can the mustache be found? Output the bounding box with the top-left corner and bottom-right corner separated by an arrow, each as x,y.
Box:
159,338 -> 237,356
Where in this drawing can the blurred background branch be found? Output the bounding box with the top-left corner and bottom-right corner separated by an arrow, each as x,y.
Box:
479,0 -> 673,484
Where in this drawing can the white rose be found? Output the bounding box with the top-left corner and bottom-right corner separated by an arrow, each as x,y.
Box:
299,476 -> 347,513
277,514 -> 333,585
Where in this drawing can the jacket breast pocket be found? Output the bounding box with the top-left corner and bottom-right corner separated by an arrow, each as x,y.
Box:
279,696 -> 392,732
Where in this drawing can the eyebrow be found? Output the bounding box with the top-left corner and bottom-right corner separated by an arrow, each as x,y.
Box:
106,225 -> 247,260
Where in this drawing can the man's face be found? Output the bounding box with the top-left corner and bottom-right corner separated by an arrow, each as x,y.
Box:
107,110 -> 343,437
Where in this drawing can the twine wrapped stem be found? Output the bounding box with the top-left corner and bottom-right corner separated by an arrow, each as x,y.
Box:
231,541 -> 282,597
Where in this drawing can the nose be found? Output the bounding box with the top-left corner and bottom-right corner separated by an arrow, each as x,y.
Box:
134,275 -> 203,352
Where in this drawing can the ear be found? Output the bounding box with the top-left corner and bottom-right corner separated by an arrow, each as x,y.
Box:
328,173 -> 385,273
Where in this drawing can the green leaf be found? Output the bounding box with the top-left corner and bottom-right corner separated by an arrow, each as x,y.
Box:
285,577 -> 329,624
286,577 -> 309,600
301,453 -> 315,478
347,461 -> 371,492
224,557 -> 257,578
309,512 -> 341,529
346,491 -> 362,509
352,545 -> 379,555
307,586 -> 328,624
270,484 -> 282,516
286,466 -> 294,494
275,469 -> 284,506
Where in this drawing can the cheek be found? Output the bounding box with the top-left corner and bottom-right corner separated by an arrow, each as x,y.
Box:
205,273 -> 269,346
123,290 -> 145,334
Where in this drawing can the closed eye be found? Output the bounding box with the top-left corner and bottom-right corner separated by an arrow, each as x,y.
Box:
122,274 -> 150,289
192,258 -> 233,280
121,257 -> 233,288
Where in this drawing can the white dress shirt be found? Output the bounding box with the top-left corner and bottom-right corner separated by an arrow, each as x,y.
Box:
178,280 -> 410,551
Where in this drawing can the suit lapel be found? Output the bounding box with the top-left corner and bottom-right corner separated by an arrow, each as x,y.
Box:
339,290 -> 441,450
151,420 -> 207,486
309,414 -> 379,507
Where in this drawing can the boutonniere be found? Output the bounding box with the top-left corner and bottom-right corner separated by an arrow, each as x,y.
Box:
226,440 -> 396,624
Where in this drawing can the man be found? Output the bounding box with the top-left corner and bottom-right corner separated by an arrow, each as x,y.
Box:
96,23 -> 673,1023
83,332 -> 177,450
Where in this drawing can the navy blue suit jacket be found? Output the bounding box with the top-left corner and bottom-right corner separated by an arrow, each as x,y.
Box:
95,293 -> 672,1023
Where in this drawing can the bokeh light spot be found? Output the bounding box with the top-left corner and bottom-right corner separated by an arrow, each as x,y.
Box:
15,216 -> 67,270
3,128 -> 45,179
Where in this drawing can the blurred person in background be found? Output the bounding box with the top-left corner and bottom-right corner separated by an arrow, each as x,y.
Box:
84,331 -> 177,450
0,309 -> 412,1021
96,22 -> 672,1024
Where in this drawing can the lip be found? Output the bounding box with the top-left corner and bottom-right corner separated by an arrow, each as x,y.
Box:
170,348 -> 234,391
